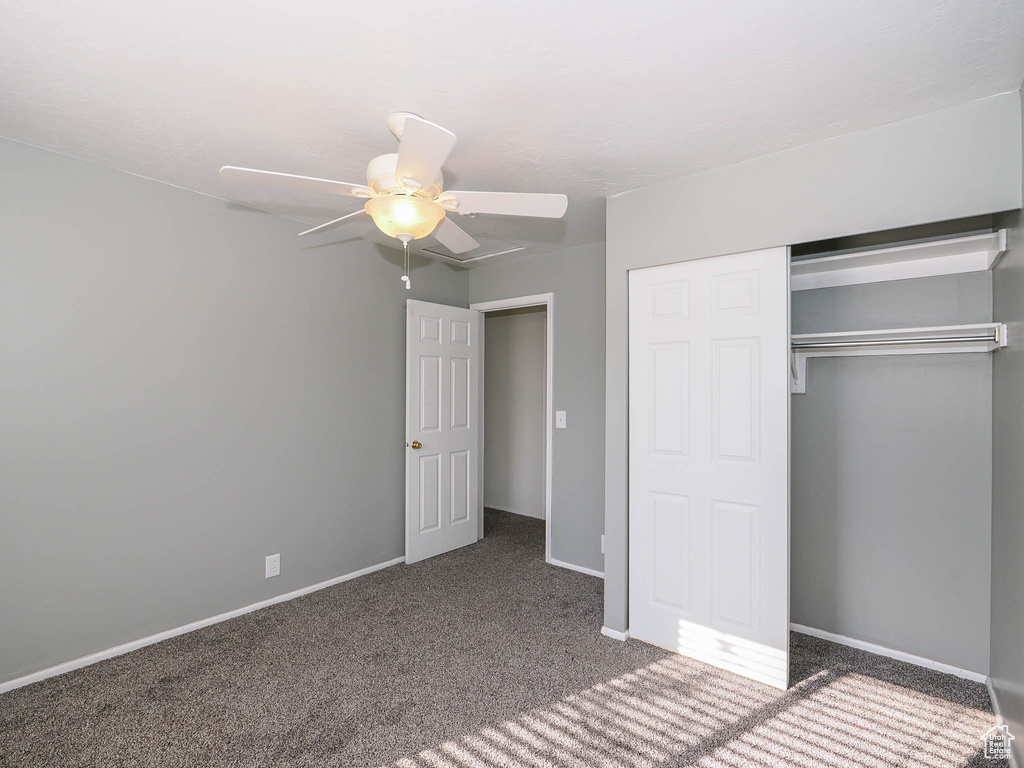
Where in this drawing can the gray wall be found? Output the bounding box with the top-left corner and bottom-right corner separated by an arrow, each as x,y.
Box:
0,138 -> 468,684
484,307 -> 546,519
605,91 -> 1024,632
469,242 -> 606,574
990,88 -> 1024,763
791,274 -> 993,674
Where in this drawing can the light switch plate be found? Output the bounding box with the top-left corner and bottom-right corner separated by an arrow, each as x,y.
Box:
556,410 -> 566,429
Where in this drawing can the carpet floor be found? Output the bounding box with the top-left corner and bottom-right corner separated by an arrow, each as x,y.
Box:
0,510 -> 1004,768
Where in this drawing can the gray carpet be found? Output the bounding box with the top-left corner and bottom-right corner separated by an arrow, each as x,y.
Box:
0,509 -> 1004,767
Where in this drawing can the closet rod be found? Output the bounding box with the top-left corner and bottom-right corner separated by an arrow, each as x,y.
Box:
792,334 -> 997,351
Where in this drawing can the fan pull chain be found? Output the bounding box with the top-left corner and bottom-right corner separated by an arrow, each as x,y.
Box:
402,240 -> 411,290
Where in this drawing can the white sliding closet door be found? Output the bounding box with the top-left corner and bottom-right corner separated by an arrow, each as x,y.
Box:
628,247 -> 790,690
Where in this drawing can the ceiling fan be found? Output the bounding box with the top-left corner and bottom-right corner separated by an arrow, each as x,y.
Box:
220,112 -> 568,289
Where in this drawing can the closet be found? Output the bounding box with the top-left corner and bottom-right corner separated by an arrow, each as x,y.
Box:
627,227 -> 1006,690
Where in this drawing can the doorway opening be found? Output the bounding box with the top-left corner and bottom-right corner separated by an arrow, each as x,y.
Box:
470,294 -> 554,563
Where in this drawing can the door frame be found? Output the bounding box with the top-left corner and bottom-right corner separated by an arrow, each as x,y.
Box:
469,293 -> 554,563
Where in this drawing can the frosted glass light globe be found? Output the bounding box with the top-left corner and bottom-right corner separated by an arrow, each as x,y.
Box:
365,195 -> 446,240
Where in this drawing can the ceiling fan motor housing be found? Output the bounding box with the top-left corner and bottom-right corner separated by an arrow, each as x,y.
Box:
366,153 -> 443,198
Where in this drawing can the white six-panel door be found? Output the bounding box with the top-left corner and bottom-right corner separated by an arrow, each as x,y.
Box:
628,248 -> 790,690
406,300 -> 481,564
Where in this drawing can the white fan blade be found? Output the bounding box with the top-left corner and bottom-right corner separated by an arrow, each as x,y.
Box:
220,166 -> 371,198
432,217 -> 480,254
441,190 -> 568,218
394,117 -> 456,191
298,209 -> 367,236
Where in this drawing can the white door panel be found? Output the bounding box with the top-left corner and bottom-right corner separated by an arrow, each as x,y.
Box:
628,248 -> 790,690
407,300 -> 480,564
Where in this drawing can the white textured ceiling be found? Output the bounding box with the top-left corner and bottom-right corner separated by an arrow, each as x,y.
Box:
2,0 -> 1023,262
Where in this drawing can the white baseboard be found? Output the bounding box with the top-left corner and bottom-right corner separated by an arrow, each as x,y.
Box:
987,677 -> 1022,768
0,556 -> 405,695
549,557 -> 604,579
601,626 -> 630,641
791,623 -> 987,683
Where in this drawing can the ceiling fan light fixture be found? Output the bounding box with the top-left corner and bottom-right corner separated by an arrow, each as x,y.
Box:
364,194 -> 446,240
220,115 -> 569,278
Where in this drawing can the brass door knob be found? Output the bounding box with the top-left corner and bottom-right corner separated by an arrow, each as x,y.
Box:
410,440 -> 422,450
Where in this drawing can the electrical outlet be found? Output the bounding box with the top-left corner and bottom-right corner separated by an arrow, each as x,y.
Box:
601,534 -> 605,554
265,553 -> 280,579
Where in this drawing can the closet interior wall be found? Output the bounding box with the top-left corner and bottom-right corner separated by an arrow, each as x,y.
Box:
790,270 -> 994,676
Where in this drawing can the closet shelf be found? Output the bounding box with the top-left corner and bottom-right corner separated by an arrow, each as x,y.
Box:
791,229 -> 1007,291
791,323 -> 1007,394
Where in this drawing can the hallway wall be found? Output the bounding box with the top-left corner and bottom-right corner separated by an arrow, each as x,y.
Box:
469,242 -> 606,574
484,307 -> 547,519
